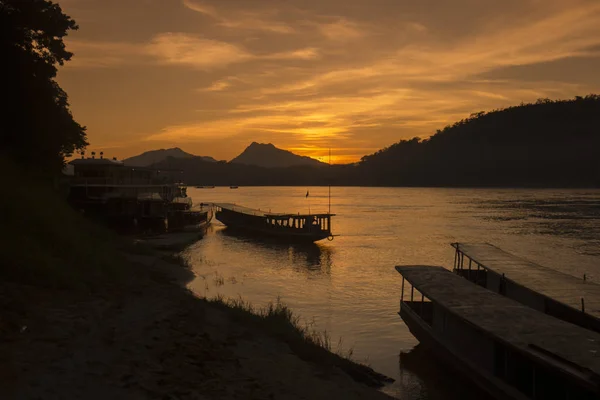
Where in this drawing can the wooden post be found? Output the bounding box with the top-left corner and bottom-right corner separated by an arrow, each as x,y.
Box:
454,249 -> 458,270
420,293 -> 424,317
410,285 -> 414,302
401,278 -> 405,306
468,259 -> 472,281
582,297 -> 585,313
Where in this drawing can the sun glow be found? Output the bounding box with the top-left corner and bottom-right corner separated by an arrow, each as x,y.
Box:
57,0 -> 600,162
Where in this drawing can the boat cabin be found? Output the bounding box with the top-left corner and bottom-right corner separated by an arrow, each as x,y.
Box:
396,265 -> 600,400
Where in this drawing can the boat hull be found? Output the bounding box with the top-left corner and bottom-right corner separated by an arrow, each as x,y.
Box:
400,304 -> 528,400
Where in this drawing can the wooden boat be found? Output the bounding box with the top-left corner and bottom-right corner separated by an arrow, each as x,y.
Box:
167,198 -> 212,232
214,203 -> 334,242
396,265 -> 600,400
67,155 -> 210,233
451,242 -> 600,334
230,185 -> 239,189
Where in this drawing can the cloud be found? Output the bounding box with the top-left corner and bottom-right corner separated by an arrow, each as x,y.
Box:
66,34 -> 319,70
317,18 -> 363,41
182,0 -> 219,18
146,33 -> 252,69
183,0 -> 295,34
266,47 -> 320,60
64,39 -> 147,68
200,80 -> 232,92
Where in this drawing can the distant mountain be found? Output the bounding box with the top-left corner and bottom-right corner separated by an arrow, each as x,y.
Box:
123,147 -> 216,167
230,142 -> 326,168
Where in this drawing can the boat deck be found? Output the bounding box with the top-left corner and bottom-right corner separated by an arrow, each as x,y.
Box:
452,243 -> 600,321
396,265 -> 600,380
214,203 -> 334,218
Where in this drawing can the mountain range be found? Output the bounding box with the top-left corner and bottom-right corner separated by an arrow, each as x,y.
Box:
122,95 -> 600,187
123,143 -> 325,168
123,147 -> 216,167
230,142 -> 326,168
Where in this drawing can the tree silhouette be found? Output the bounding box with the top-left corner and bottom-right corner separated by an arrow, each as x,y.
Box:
1,0 -> 87,174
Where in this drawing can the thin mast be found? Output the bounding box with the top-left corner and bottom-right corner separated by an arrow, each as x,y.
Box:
328,147 -> 331,215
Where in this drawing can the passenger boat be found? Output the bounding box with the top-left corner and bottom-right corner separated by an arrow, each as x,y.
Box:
214,203 -> 334,242
396,265 -> 600,400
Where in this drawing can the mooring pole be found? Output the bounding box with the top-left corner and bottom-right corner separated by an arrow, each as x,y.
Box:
328,147 -> 331,215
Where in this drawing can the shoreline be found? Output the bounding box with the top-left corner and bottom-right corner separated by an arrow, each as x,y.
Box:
1,229 -> 394,399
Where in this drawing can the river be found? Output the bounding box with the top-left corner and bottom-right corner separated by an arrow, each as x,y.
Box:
185,187 -> 600,399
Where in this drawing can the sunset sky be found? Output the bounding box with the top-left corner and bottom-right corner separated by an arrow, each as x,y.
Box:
57,0 -> 600,163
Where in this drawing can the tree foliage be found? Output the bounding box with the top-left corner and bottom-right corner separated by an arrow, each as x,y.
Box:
1,0 -> 87,174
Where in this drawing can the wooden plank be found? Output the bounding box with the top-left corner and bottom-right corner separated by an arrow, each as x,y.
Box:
396,265 -> 600,379
452,243 -> 600,319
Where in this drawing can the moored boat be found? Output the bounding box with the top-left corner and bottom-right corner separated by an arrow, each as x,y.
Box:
67,153 -> 209,233
396,265 -> 600,400
214,203 -> 334,242
451,242 -> 600,334
167,198 -> 212,232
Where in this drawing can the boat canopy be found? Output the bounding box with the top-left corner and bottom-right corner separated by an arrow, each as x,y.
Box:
214,203 -> 335,218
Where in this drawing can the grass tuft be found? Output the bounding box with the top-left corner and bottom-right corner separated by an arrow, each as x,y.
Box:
206,295 -> 393,387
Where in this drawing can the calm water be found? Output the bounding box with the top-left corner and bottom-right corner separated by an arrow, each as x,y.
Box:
184,187 -> 600,399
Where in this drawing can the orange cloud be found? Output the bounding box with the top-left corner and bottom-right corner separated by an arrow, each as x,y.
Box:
183,0 -> 295,34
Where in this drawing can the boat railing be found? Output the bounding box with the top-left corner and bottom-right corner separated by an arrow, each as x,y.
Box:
399,276 -> 433,326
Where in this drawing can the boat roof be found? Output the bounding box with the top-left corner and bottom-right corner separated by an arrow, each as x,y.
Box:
452,243 -> 600,321
214,203 -> 335,218
396,265 -> 600,382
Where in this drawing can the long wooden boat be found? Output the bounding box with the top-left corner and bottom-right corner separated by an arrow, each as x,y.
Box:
396,265 -> 600,400
451,242 -> 600,334
214,203 -> 334,242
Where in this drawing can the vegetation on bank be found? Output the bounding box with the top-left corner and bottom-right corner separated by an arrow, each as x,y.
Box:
0,158 -> 136,291
207,296 -> 392,387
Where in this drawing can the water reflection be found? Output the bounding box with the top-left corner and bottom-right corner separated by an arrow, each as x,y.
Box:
187,187 -> 600,400
398,345 -> 492,400
216,227 -> 333,274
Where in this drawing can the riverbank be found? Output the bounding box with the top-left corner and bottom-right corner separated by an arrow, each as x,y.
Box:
0,165 -> 393,399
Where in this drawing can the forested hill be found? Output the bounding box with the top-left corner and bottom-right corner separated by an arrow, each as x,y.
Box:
357,95 -> 600,187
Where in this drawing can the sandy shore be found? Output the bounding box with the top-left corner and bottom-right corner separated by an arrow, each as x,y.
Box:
1,244 -> 394,399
